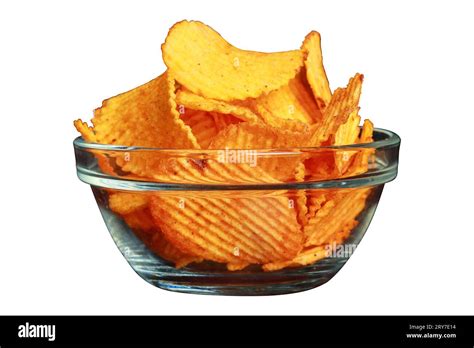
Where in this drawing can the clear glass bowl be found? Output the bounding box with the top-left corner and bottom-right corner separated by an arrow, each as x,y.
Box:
73,128 -> 400,295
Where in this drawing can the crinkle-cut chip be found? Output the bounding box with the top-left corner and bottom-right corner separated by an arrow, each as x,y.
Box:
304,150 -> 336,180
149,230 -> 203,268
251,70 -> 322,125
150,194 -> 303,264
334,109 -> 362,173
308,73 -> 363,146
176,88 -> 261,123
180,110 -> 219,148
108,192 -> 149,215
346,119 -> 375,176
262,245 -> 328,272
74,119 -> 116,175
227,262 -> 250,271
304,188 -> 370,247
210,112 -> 241,132
326,219 -> 359,245
359,119 -> 374,143
293,163 -> 308,227
248,99 -> 312,130
208,122 -> 311,182
151,157 -> 281,184
74,119 -> 96,142
90,73 -> 199,177
162,20 -> 304,101
122,207 -> 155,232
306,192 -> 327,220
302,31 -> 332,110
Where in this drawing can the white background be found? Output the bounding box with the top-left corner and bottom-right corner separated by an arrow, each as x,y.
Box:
1,0 -> 473,315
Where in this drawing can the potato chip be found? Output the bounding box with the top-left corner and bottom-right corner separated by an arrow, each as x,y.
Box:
74,119 -> 115,175
122,207 -> 155,232
308,73 -> 363,146
333,109 -> 362,173
176,88 -> 261,123
302,31 -> 332,110
150,194 -> 303,264
149,230 -> 203,268
262,245 -> 328,271
304,188 -> 369,247
162,20 -> 304,101
180,110 -> 219,148
108,192 -> 148,215
345,119 -> 375,176
88,73 -> 199,178
208,122 -> 311,181
293,162 -> 309,227
251,70 -> 322,126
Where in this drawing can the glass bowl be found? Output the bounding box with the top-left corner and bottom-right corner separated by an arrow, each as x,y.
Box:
73,128 -> 400,295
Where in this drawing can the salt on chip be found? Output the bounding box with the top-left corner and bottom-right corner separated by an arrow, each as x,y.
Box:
302,31 -> 332,110
150,194 -> 303,264
162,20 -> 304,101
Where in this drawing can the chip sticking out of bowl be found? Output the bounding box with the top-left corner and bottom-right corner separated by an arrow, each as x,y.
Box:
73,20 -> 400,295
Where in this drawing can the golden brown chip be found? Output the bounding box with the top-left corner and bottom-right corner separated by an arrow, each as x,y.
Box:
262,245 -> 328,271
333,109 -> 362,173
251,70 -> 322,126
122,207 -> 155,232
108,192 -> 149,215
162,20 -> 304,101
293,162 -> 309,227
150,194 -> 303,264
74,119 -> 116,175
176,88 -> 261,123
85,73 -> 199,178
308,73 -> 363,146
345,119 -> 375,176
149,230 -> 203,268
302,31 -> 332,110
208,122 -> 311,181
304,188 -> 370,247
180,110 -> 219,148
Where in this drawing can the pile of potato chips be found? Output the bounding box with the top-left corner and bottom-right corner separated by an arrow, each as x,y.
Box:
75,20 -> 375,271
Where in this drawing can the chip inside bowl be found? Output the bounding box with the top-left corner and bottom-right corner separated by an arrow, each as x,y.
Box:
74,20 -> 381,275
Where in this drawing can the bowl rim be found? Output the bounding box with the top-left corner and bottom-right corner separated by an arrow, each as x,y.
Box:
74,128 -> 400,191
73,128 -> 400,153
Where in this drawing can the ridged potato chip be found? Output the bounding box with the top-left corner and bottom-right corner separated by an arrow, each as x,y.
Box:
334,109 -> 362,173
108,192 -> 148,215
149,231 -> 203,268
74,119 -> 116,175
251,70 -> 322,126
150,194 -> 303,264
302,31 -> 332,110
176,88 -> 261,123
308,73 -> 363,146
78,73 -> 200,178
304,188 -> 370,247
208,122 -> 311,181
262,245 -> 328,271
162,20 -> 304,101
